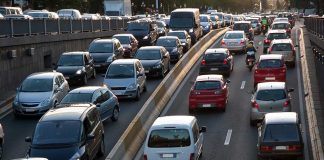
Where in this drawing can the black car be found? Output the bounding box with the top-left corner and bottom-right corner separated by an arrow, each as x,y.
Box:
167,30 -> 192,53
199,48 -> 234,76
135,46 -> 170,78
233,21 -> 254,40
156,36 -> 183,62
88,38 -> 124,71
112,34 -> 139,58
54,52 -> 96,85
126,19 -> 158,47
156,20 -> 168,36
25,104 -> 105,160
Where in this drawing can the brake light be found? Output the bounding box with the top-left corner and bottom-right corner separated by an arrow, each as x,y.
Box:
260,146 -> 273,152
254,69 -> 259,74
144,154 -> 148,160
268,47 -> 273,52
251,101 -> 259,109
288,145 -> 302,151
264,39 -> 270,44
223,59 -> 228,65
201,59 -> 206,65
221,40 -> 225,45
249,28 -> 253,32
284,100 -> 290,107
281,68 -> 286,73
190,153 -> 195,160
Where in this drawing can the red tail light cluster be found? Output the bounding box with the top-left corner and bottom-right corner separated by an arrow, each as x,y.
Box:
280,68 -> 286,73
260,146 -> 273,152
201,59 -> 206,65
251,101 -> 259,109
223,59 -> 228,65
283,100 -> 290,107
240,39 -> 245,45
264,39 -> 271,44
143,154 -> 148,160
221,40 -> 226,45
288,145 -> 302,151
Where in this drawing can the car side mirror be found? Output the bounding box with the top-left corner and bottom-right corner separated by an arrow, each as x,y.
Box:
288,88 -> 294,92
200,126 -> 207,133
86,134 -> 95,141
96,103 -> 101,107
294,45 -> 299,47
25,136 -> 32,143
226,79 -> 231,83
166,25 -> 169,29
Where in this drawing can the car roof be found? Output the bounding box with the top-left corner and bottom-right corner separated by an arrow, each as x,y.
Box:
69,86 -> 102,94
138,46 -> 164,50
158,36 -> 179,40
225,31 -> 245,34
196,74 -> 223,82
272,21 -> 289,24
151,116 -> 196,129
271,39 -> 292,44
112,59 -> 138,64
257,82 -> 286,90
268,30 -> 287,34
113,34 -> 133,37
92,39 -> 116,43
234,21 -> 251,24
259,54 -> 283,60
40,105 -> 93,121
168,30 -> 187,34
62,51 -> 87,55
265,112 -> 298,124
28,72 -> 60,79
205,48 -> 228,54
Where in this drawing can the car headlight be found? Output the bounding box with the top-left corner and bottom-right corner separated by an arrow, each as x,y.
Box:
76,69 -> 82,75
126,83 -> 137,90
189,28 -> 193,33
106,56 -> 113,63
204,25 -> 209,29
69,146 -> 85,160
40,98 -> 51,106
143,36 -> 149,39
153,63 -> 162,69
13,96 -> 19,106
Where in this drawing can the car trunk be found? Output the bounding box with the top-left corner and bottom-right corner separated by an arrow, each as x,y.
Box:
256,99 -> 287,112
146,147 -> 192,160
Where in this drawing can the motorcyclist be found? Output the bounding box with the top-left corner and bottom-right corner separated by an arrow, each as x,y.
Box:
261,16 -> 268,33
246,41 -> 256,65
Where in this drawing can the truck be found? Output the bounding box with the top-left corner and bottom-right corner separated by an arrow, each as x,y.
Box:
104,0 -> 132,16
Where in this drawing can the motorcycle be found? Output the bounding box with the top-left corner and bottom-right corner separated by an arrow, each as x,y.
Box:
261,24 -> 267,35
246,51 -> 255,71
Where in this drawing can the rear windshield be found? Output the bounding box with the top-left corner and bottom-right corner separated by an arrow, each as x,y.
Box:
200,16 -> 209,22
195,81 -> 221,90
135,50 -> 161,60
258,59 -> 283,68
267,33 -> 287,40
224,33 -> 243,39
256,89 -> 286,101
89,42 -> 113,53
156,39 -> 177,47
148,129 -> 190,148
272,23 -> 289,29
272,43 -> 292,51
127,22 -> 149,31
167,32 -> 186,39
247,19 -> 259,23
263,124 -> 299,142
233,24 -> 250,31
113,36 -> 130,44
204,53 -> 225,61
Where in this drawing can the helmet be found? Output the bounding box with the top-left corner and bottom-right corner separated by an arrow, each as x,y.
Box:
249,41 -> 254,45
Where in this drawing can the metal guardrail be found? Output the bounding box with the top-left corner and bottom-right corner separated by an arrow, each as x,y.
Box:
0,18 -> 131,37
304,17 -> 324,38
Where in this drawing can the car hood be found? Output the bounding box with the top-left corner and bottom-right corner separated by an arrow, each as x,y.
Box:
30,144 -> 78,160
56,66 -> 83,75
140,60 -> 160,68
104,78 -> 135,88
90,52 -> 113,62
18,91 -> 53,103
165,47 -> 177,53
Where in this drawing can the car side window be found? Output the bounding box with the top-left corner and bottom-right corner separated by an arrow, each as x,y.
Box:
55,77 -> 61,87
135,62 -> 141,72
92,90 -> 102,104
100,88 -> 110,101
83,117 -> 92,135
192,122 -> 199,143
58,75 -> 65,85
87,109 -> 97,132
84,55 -> 89,64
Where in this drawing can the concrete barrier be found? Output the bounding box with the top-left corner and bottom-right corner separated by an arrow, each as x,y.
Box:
106,28 -> 230,160
299,27 -> 324,160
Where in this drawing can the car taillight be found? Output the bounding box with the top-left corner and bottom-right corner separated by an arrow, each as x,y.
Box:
251,101 -> 259,109
223,59 -> 228,65
143,154 -> 148,160
288,145 -> 302,151
215,89 -> 224,94
268,47 -> 273,52
221,40 -> 225,45
260,146 -> 273,152
284,100 -> 290,107
190,153 -> 195,160
264,39 -> 270,44
201,59 -> 206,65
280,68 -> 286,73
254,69 -> 259,74
249,28 -> 253,32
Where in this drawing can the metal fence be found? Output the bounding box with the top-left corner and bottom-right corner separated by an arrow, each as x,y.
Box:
0,18 -> 132,37
304,17 -> 324,38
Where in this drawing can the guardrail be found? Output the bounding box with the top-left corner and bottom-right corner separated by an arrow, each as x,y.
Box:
0,18 -> 131,37
304,17 -> 324,38
105,28 -> 230,160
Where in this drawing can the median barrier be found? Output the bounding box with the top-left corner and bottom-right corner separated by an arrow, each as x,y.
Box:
106,28 -> 230,160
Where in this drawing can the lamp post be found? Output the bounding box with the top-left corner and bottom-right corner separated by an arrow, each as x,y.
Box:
131,2 -> 134,15
160,2 -> 163,13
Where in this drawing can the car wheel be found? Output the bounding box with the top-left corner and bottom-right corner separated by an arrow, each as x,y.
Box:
135,88 -> 140,101
92,69 -> 96,79
143,83 -> 147,92
111,107 -> 119,122
97,138 -> 105,157
82,75 -> 88,85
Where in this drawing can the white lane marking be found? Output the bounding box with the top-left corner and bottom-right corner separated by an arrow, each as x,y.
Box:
224,129 -> 232,145
240,81 -> 246,90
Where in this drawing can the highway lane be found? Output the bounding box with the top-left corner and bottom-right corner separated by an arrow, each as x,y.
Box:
156,24 -> 311,159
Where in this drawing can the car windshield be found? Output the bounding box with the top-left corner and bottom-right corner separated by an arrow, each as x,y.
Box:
258,59 -> 283,68
135,50 -> 161,60
60,93 -> 93,104
156,39 -> 177,47
263,124 -> 299,142
57,55 -> 83,66
273,23 -> 289,29
0,8 -> 5,15
148,129 -> 191,148
247,19 -> 259,23
33,121 -> 81,145
113,36 -> 130,44
200,16 -> 208,22
210,16 -> 216,21
195,81 -> 221,90
256,89 -> 286,101
106,64 -> 134,78
224,33 -> 243,39
170,18 -> 193,28
213,13 -> 223,20
224,15 -> 231,20
127,23 -> 149,31
268,33 -> 287,40
168,32 -> 186,39
27,12 -> 49,18
20,78 -> 53,92
204,53 -> 225,62
272,43 -> 292,51
89,42 -> 113,53
156,21 -> 166,28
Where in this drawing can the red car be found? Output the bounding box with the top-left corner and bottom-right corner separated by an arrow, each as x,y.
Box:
254,54 -> 286,86
189,74 -> 230,113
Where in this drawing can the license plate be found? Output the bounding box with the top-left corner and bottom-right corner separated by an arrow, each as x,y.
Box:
211,68 -> 219,71
203,104 -> 211,107
229,42 -> 237,45
113,90 -> 124,96
145,70 -> 149,73
162,154 -> 174,158
275,146 -> 287,150
265,77 -> 275,80
64,77 -> 69,80
25,108 -> 35,112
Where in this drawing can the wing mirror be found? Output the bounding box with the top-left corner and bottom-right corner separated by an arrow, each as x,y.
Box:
226,79 -> 231,83
25,136 -> 32,143
288,88 -> 294,92
199,126 -> 207,133
86,134 -> 95,141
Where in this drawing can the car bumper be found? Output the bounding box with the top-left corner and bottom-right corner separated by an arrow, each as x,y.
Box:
13,104 -> 51,116
94,62 -> 109,70
189,98 -> 227,110
64,73 -> 86,84
199,66 -> 231,75
222,45 -> 246,52
144,68 -> 163,77
111,89 -> 137,99
254,76 -> 286,85
258,151 -> 303,159
250,108 -> 291,121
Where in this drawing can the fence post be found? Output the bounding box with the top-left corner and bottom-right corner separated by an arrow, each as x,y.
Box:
10,19 -> 13,37
44,19 -> 47,35
28,19 -> 31,36
70,18 -> 73,33
100,19 -> 103,32
58,19 -> 61,34
91,19 -> 94,32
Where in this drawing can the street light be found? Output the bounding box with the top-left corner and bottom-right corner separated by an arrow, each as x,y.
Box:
131,2 -> 134,15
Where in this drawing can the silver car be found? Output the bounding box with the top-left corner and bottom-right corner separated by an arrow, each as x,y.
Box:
103,59 -> 147,101
268,39 -> 296,67
12,72 -> 70,117
250,82 -> 294,125
221,31 -> 248,54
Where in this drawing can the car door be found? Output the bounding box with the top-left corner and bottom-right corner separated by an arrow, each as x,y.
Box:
86,109 -> 102,159
84,54 -> 92,78
193,122 -> 203,159
99,88 -> 114,120
92,90 -> 105,120
53,76 -> 64,102
136,61 -> 145,91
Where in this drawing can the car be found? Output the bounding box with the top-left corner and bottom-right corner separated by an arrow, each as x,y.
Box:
250,82 -> 294,125
211,12 -> 225,27
270,21 -> 292,36
135,46 -> 170,78
156,36 -> 184,62
12,72 -> 70,117
144,116 -> 206,160
0,6 -> 23,16
189,74 -> 230,113
88,38 -> 124,71
268,39 -> 296,67
273,17 -> 289,23
199,14 -> 213,35
25,104 -> 105,160
209,14 -> 221,29
224,14 -> 234,26
199,48 -> 234,76
59,86 -> 119,122
156,20 -> 168,36
4,14 -> 33,20
167,30 -> 191,53
246,18 -> 261,34
221,31 -> 248,54
103,59 -> 147,101
57,9 -> 82,19
0,13 -> 3,19
54,52 -> 96,85
126,19 -> 158,46
26,12 -> 59,19
233,21 -> 254,40
81,13 -> 101,20
263,30 -> 289,53
254,54 -> 286,86
233,15 -> 243,22
257,112 -> 303,159
0,123 -> 4,159
287,14 -> 295,27
112,34 -> 138,58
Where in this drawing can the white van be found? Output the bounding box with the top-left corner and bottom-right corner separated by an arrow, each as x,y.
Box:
144,116 -> 206,160
0,6 -> 23,16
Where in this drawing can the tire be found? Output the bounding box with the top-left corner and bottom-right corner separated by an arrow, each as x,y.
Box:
111,107 -> 119,122
143,83 -> 147,92
135,88 -> 140,101
82,75 -> 88,85
92,69 -> 96,79
97,138 -> 105,157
